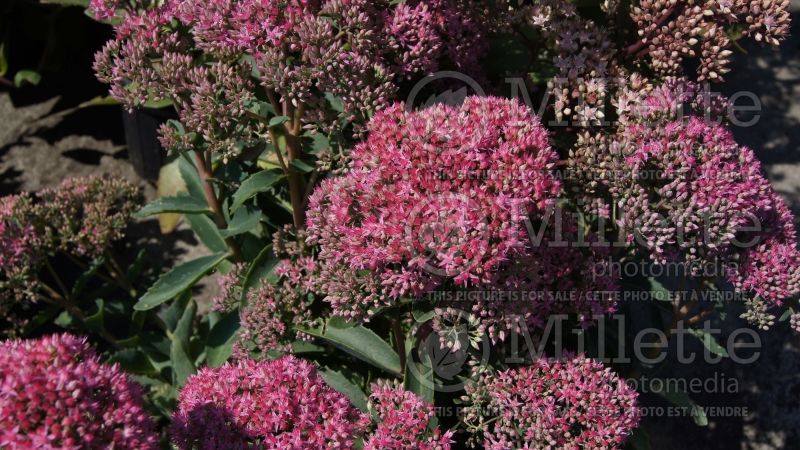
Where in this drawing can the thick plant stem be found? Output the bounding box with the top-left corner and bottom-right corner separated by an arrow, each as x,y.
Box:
282,102 -> 307,230
193,151 -> 245,262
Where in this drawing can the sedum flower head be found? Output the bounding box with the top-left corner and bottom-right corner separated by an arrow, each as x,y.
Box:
38,176 -> 141,258
307,96 -> 561,320
463,355 -> 640,450
171,355 -> 364,449
0,333 -> 158,449
363,382 -> 453,450
630,0 -> 791,81
570,115 -> 800,310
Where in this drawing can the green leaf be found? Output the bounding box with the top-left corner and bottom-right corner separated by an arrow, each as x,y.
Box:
647,277 -> 673,302
230,171 -> 283,212
320,369 -> 369,411
297,319 -> 402,377
170,298 -> 197,386
79,95 -> 120,108
135,253 -> 228,310
220,207 -> 262,238
185,214 -> 227,253
325,92 -> 344,113
656,387 -> 708,426
84,299 -> 106,331
109,349 -> 158,376
268,115 -> 290,127
686,328 -> 729,357
304,133 -> 330,155
135,195 -> 211,218
206,310 -> 240,367
241,245 -> 280,298
290,159 -> 315,173
178,154 -> 207,200
144,98 -> 173,109
14,70 -> 41,87
70,256 -> 106,299
404,348 -> 434,403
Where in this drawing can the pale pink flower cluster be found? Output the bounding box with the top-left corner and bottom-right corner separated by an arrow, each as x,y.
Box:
171,356 -> 364,449
363,382 -> 453,450
37,176 -> 141,258
630,0 -> 791,81
0,194 -> 41,306
93,0 -> 490,155
524,0 -> 618,125
213,228 -> 319,353
0,177 -> 140,333
571,112 -> 800,310
463,355 -> 640,450
0,333 -> 158,449
307,96 -> 561,320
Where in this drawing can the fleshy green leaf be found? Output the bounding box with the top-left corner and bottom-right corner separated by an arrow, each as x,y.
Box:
241,245 -> 280,298
686,328 -> 729,357
185,214 -> 227,253
134,253 -> 228,310
269,115 -> 290,127
319,369 -> 369,411
206,310 -> 240,367
170,298 -> 197,386
230,171 -> 283,212
404,348 -> 434,403
220,207 -> 261,238
655,386 -> 708,426
290,159 -> 315,173
135,195 -> 211,218
297,319 -> 402,376
14,70 -> 41,87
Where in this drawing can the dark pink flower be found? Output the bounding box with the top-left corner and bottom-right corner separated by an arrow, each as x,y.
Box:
0,333 -> 158,449
171,356 -> 364,449
307,96 -> 561,320
364,383 -> 453,450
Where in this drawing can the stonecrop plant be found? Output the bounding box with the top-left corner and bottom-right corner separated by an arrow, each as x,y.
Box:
1,0 -> 797,448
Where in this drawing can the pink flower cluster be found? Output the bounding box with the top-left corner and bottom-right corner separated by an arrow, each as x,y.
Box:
307,96 -> 561,320
0,194 -> 41,306
363,382 -> 453,450
630,0 -> 791,81
212,227 -> 318,353
37,176 -> 141,258
0,177 -> 140,331
524,0 -> 619,125
463,355 -> 640,450
171,356 -> 363,449
0,333 -> 158,449
93,0 -> 490,156
571,112 -> 800,310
